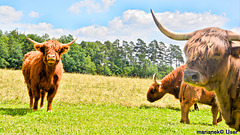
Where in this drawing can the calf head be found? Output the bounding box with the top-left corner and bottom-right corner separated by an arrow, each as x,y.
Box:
147,74 -> 167,102
27,38 -> 78,66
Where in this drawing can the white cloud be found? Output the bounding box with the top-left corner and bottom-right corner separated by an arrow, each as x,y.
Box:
24,23 -> 65,37
102,0 -> 116,10
73,9 -> 230,42
0,6 -> 23,23
68,0 -> 116,14
0,6 -> 233,44
29,11 -> 40,18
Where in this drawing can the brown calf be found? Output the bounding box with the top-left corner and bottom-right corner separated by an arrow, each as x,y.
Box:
180,82 -> 222,125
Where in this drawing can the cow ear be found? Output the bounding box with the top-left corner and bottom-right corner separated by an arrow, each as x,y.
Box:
60,45 -> 70,54
34,44 -> 43,52
231,41 -> 240,58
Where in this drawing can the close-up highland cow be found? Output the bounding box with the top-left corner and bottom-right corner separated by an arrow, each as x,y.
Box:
151,9 -> 240,131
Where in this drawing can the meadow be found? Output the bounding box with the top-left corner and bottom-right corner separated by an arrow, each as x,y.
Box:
0,69 -> 234,134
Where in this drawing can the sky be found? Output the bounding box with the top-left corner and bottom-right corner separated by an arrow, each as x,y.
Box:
0,0 -> 239,47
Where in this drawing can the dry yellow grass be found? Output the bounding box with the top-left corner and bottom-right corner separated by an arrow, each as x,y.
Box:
0,69 -> 210,109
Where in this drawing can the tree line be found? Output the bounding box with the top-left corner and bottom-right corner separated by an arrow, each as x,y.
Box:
0,29 -> 184,78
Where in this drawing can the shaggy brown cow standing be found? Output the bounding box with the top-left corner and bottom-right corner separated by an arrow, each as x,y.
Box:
22,38 -> 77,112
151,9 -> 240,130
147,65 -> 222,125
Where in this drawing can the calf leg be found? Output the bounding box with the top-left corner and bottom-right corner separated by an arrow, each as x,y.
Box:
40,90 -> 46,108
211,104 -> 218,125
180,100 -> 194,124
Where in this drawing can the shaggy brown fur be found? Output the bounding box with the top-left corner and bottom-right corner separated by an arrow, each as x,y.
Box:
183,27 -> 240,130
22,39 -> 73,112
179,82 -> 222,125
147,65 -> 199,110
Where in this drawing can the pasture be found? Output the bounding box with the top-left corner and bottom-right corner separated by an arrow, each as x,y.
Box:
0,69 -> 233,134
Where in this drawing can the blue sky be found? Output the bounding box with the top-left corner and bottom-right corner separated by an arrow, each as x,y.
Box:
0,0 -> 239,45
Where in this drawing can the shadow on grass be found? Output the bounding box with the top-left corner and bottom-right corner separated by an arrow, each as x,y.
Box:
0,108 -> 33,116
187,122 -> 213,126
139,105 -> 181,111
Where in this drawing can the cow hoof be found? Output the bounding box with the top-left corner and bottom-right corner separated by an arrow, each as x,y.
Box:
180,120 -> 189,124
47,110 -> 52,113
33,108 -> 38,111
217,118 -> 222,123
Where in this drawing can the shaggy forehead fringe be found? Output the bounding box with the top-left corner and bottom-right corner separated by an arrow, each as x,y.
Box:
184,27 -> 229,62
43,40 -> 61,49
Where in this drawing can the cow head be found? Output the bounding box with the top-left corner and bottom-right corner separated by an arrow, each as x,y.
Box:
151,9 -> 240,90
147,74 -> 167,102
27,38 -> 78,66
183,29 -> 240,90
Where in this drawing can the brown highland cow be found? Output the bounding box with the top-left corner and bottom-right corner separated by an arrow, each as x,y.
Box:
147,65 -> 199,110
22,38 -> 77,112
151,8 -> 240,130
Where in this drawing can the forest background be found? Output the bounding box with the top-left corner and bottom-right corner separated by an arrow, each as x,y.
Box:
0,29 -> 185,78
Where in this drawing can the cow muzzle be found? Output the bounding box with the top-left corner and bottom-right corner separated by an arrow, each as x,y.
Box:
184,69 -> 206,86
47,54 -> 56,65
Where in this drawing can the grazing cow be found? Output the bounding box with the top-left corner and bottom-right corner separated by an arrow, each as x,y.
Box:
22,38 -> 78,112
147,65 -> 222,125
151,9 -> 240,130
180,82 -> 222,125
147,65 -> 199,110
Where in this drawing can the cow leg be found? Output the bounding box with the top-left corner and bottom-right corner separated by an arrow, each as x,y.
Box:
27,85 -> 33,109
217,111 -> 222,123
211,104 -> 218,125
32,86 -> 40,111
40,90 -> 46,108
235,112 -> 240,131
194,103 -> 199,110
33,96 -> 40,111
180,100 -> 194,124
46,88 -> 57,112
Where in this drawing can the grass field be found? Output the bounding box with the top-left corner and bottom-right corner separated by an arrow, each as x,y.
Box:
0,69 -> 235,134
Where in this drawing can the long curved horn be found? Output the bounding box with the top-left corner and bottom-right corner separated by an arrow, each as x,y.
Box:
228,31 -> 240,41
26,38 -> 43,45
153,73 -> 161,85
151,9 -> 193,40
62,38 -> 78,46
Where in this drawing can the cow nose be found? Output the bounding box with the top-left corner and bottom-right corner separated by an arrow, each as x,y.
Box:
184,69 -> 200,83
47,54 -> 55,60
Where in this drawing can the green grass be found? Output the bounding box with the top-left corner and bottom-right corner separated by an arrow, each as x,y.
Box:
0,69 -> 235,134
